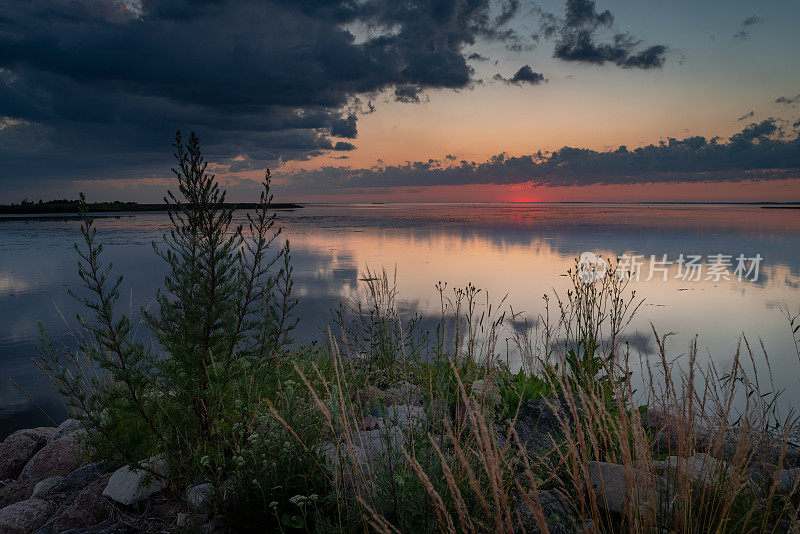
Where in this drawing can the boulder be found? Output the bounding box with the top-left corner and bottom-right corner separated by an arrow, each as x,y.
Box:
643,408 -> 800,467
587,461 -> 667,516
319,426 -> 404,474
52,461 -> 107,494
50,419 -> 85,443
505,397 -> 569,458
20,431 -> 86,479
0,477 -> 45,508
0,433 -> 41,480
0,428 -> 55,480
359,415 -> 381,431
0,498 -> 54,533
50,473 -> 113,532
383,381 -> 423,406
19,426 -> 58,443
187,482 -> 214,510
102,455 -> 168,506
384,405 -> 426,429
513,489 -> 577,534
661,453 -> 728,489
31,475 -> 64,498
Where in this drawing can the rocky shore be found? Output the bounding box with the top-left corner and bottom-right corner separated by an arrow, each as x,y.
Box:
2,398 -> 799,533
0,420 -> 216,533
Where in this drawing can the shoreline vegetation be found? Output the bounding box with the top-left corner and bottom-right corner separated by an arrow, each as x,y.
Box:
1,133 -> 799,533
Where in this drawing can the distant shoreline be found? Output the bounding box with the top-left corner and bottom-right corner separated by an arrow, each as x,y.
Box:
0,201 -> 303,215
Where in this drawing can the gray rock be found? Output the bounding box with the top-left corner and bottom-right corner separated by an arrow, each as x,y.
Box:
20,432 -> 87,479
358,415 -> 381,431
514,489 -> 577,534
51,473 -> 113,532
102,455 -> 167,505
31,476 -> 63,498
0,498 -> 54,533
383,381 -> 423,406
320,426 -> 405,474
644,408 -> 800,468
187,482 -> 214,510
587,461 -> 666,516
661,453 -> 728,489
384,405 -> 426,429
506,397 -> 570,458
50,419 -> 84,443
52,462 -> 107,494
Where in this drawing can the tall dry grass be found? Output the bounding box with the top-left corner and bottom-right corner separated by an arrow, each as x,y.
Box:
293,260 -> 800,533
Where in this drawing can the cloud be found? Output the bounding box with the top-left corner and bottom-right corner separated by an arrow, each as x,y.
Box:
545,0 -> 667,69
737,111 -> 755,121
493,65 -> 547,86
330,115 -> 358,139
394,85 -> 424,103
467,52 -> 490,62
0,0 -> 524,188
776,93 -> 800,105
274,119 -> 800,192
734,14 -> 762,40
333,141 -> 356,151
743,15 -> 763,26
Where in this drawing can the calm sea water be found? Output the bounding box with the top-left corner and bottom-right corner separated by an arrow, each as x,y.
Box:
1,203 -> 799,438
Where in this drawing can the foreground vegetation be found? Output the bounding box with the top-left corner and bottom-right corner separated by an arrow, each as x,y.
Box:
37,133 -> 800,533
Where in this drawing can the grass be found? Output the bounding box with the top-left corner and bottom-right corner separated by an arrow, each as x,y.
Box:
34,134 -> 800,533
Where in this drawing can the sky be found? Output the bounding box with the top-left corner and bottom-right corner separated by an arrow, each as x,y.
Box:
1,0 -> 799,203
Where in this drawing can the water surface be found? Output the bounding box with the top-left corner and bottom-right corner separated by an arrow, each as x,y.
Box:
1,203 -> 798,438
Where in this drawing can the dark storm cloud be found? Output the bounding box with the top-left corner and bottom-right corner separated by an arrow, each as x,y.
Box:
0,0 -> 523,189
541,0 -> 667,69
467,53 -> 490,62
394,85 -> 424,104
330,115 -> 358,139
276,119 -> 800,192
333,141 -> 356,151
493,65 -> 546,85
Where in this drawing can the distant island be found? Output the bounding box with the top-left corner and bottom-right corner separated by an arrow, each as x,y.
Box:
0,199 -> 302,215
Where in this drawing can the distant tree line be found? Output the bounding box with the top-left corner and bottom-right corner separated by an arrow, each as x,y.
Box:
0,198 -> 301,214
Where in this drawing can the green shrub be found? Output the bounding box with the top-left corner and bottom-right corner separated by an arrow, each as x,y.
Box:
37,131 -> 298,495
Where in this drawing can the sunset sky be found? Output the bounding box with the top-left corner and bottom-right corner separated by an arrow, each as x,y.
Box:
1,0 -> 799,202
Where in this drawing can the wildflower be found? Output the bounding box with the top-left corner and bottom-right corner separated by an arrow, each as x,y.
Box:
289,495 -> 309,506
